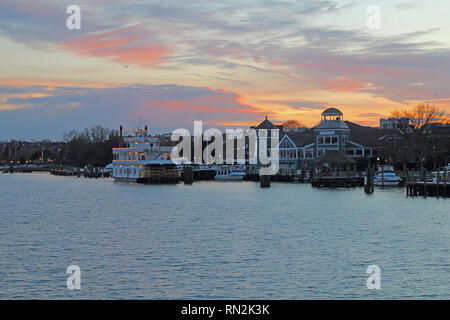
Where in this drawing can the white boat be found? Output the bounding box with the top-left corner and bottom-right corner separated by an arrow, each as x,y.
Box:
373,165 -> 401,186
112,126 -> 174,182
431,164 -> 450,183
214,165 -> 246,181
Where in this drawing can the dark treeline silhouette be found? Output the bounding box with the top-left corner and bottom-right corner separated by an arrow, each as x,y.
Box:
1,125 -> 119,167
61,125 -> 120,167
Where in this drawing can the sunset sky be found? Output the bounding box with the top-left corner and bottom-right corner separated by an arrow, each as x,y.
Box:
1,0 -> 450,140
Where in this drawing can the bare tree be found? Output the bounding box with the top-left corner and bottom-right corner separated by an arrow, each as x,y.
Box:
90,125 -> 110,142
282,120 -> 305,132
391,103 -> 444,170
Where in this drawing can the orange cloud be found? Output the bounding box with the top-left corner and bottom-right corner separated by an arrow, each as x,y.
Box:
318,76 -> 368,92
144,90 -> 264,117
59,25 -> 173,67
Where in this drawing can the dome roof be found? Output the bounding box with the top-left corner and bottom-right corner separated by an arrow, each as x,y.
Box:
322,107 -> 343,116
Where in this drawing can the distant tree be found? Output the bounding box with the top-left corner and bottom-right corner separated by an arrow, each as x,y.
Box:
282,120 -> 305,132
90,124 -> 110,142
390,103 -> 444,170
63,130 -> 80,142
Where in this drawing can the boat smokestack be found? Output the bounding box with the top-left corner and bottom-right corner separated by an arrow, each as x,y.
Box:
119,125 -> 123,147
145,125 -> 148,132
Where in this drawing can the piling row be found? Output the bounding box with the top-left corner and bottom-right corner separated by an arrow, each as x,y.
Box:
407,183 -> 450,198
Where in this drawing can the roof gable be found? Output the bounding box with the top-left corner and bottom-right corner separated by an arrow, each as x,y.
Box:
254,117 -> 278,130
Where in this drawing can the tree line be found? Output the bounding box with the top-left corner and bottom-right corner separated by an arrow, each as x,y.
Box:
61,125 -> 120,167
1,125 -> 120,167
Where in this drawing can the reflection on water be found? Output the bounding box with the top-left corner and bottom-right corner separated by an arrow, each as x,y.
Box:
0,172 -> 449,299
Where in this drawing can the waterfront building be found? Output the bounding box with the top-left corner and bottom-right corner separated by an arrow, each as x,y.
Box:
275,108 -> 385,171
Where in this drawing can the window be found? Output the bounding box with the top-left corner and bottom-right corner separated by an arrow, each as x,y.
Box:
305,150 -> 314,159
318,136 -> 338,145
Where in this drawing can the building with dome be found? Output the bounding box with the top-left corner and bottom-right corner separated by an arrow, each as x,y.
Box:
313,108 -> 350,158
275,107 -> 385,172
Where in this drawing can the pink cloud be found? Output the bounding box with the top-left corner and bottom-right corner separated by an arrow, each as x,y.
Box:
144,91 -> 263,116
59,25 -> 173,67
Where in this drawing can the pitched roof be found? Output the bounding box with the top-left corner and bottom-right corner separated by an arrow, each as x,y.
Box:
281,129 -> 315,147
345,121 -> 388,146
315,120 -> 349,130
254,116 -> 279,130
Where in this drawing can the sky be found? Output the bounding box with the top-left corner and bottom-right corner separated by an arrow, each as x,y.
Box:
0,0 -> 450,140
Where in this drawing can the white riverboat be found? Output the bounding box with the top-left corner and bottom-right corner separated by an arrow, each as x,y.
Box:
373,165 -> 401,186
112,126 -> 174,182
214,165 -> 246,181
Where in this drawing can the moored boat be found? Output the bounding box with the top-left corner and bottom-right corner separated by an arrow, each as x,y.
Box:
112,125 -> 174,182
373,165 -> 401,186
431,164 -> 450,183
214,165 -> 246,181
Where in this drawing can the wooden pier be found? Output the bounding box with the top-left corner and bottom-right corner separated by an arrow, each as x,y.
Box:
50,166 -> 110,178
179,166 -> 215,183
407,182 -> 450,198
311,176 -> 364,188
2,165 -> 51,173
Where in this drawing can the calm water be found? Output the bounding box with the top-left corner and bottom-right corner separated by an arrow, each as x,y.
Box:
0,172 -> 449,299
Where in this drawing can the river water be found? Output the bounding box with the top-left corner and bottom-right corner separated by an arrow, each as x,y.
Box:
0,172 -> 449,299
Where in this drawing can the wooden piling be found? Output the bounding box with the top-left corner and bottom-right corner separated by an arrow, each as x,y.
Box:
364,166 -> 374,194
423,171 -> 427,197
443,167 -> 447,196
437,169 -> 441,197
183,166 -> 194,185
260,174 -> 271,188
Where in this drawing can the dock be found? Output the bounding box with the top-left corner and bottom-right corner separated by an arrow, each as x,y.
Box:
311,176 -> 364,188
407,182 -> 450,198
